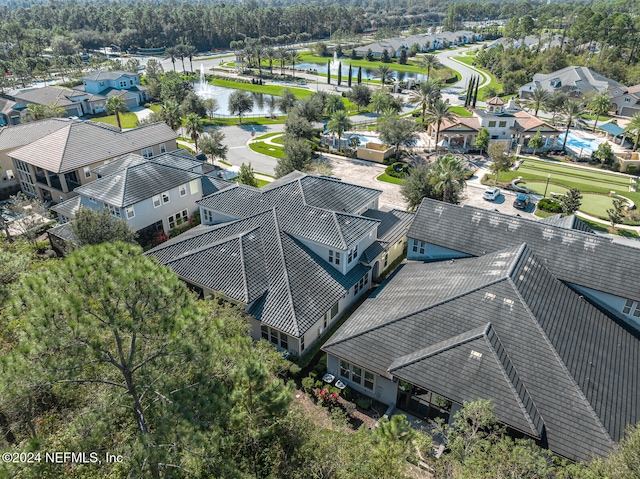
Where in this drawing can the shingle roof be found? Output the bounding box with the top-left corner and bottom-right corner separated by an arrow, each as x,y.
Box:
9,121 -> 177,173
198,175 -> 381,249
75,161 -> 201,207
0,118 -> 74,151
325,243 -> 640,462
525,66 -> 625,96
10,86 -> 81,108
147,209 -> 370,337
407,198 -> 639,302
51,195 -> 81,218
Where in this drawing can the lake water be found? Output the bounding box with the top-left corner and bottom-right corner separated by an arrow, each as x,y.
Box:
195,83 -> 281,117
295,62 -> 427,83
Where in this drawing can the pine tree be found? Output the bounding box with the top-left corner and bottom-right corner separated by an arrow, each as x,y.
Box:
327,60 -> 331,84
347,64 -> 352,87
238,162 -> 259,187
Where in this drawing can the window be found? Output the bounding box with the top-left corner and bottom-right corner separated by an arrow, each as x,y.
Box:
300,335 -> 305,352
499,121 -> 507,128
359,277 -> 365,290
329,250 -> 334,263
203,209 -> 213,223
352,366 -> 362,384
364,274 -> 368,285
364,371 -> 374,390
141,147 -> 153,159
412,240 -> 425,254
488,121 -> 496,127
83,167 -> 91,179
383,252 -> 388,267
189,179 -> 199,195
334,251 -> 340,265
348,250 -> 353,263
623,299 -> 634,314
261,325 -> 269,340
354,281 -> 359,295
179,184 -> 187,197
339,360 -> 350,379
353,245 -> 358,259
129,80 -> 133,85
331,302 -> 339,318
159,143 -> 167,153
153,195 -> 161,208
125,206 -> 135,219
280,333 -> 288,350
270,329 -> 278,345
633,306 -> 640,318
106,204 -> 121,218
412,240 -> 418,252
99,81 -> 104,87
168,209 -> 189,229
162,192 -> 170,204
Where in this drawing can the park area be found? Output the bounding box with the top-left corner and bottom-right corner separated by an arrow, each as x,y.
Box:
498,158 -> 639,221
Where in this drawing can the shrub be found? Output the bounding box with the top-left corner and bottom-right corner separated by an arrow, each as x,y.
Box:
627,165 -> 637,175
385,162 -> 409,178
288,363 -> 302,377
302,376 -> 315,392
314,388 -> 340,407
315,380 -> 323,389
342,387 -> 352,400
355,397 -> 372,410
537,198 -> 563,213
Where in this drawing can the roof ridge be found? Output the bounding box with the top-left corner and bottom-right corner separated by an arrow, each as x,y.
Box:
326,276 -> 509,348
237,234 -> 250,304
57,124 -> 74,173
331,211 -> 347,249
271,208 -> 299,336
505,274 -> 614,446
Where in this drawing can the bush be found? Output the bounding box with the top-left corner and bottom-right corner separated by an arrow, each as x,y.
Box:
627,165 -> 636,175
355,397 -> 372,410
288,363 -> 302,377
302,376 -> 315,392
537,198 -> 563,213
342,387 -> 352,400
385,162 -> 409,179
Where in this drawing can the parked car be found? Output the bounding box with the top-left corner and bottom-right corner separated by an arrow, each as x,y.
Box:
513,194 -> 530,210
483,187 -> 500,201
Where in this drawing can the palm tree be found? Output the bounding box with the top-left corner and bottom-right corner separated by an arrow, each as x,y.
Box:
525,88 -> 551,117
374,65 -> 395,90
327,110 -> 352,146
21,103 -> 48,122
625,112 -> 640,151
165,46 -> 177,72
106,96 -> 128,130
264,47 -> 277,74
548,91 -> 568,125
276,47 -> 289,75
588,92 -> 612,132
290,51 -> 301,81
430,153 -> 467,204
160,100 -> 181,131
325,94 -> 345,115
183,113 -> 204,152
420,54 -> 439,80
425,99 -> 455,151
409,78 -> 442,124
560,100 -> 587,150
186,44 -> 197,74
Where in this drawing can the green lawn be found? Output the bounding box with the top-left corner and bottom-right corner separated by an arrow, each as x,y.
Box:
580,194 -> 617,218
149,104 -> 162,114
248,141 -> 285,159
209,78 -> 314,99
450,106 -> 472,117
454,55 -> 504,99
253,132 -> 283,141
376,173 -> 404,185
577,217 -> 640,238
90,111 -> 139,129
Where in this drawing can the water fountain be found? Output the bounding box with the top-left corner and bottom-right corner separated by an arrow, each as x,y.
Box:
197,64 -> 217,97
330,51 -> 340,70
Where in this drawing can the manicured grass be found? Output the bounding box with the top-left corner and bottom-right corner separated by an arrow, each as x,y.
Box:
149,104 -> 162,114
454,55 -> 475,66
271,135 -> 285,145
520,181 -> 570,196
254,132 -> 283,141
377,173 -> 404,185
454,55 -> 503,99
90,111 -> 139,129
256,178 -> 270,188
518,158 -> 632,186
577,217 -> 640,238
209,77 -> 314,99
534,209 -> 556,218
249,141 -> 285,159
203,117 -> 286,126
449,106 -> 472,117
579,194 -> 617,218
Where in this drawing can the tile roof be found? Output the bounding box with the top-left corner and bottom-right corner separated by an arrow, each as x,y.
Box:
10,86 -> 82,108
526,66 -> 625,96
407,198 -> 639,302
147,209 -> 370,337
74,161 -> 201,207
512,111 -> 558,133
51,195 -> 81,218
83,70 -> 137,82
0,118 -> 74,151
539,213 -> 595,233
8,121 -> 177,173
325,243 -> 640,462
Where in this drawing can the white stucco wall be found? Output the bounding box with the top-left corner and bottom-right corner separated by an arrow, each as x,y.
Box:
407,238 -> 471,262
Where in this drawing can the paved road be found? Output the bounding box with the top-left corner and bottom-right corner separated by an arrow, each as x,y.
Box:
215,124 -> 284,175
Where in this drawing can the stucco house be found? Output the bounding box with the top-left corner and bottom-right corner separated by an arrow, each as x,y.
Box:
609,84 -> 640,117
7,120 -> 177,203
354,30 -> 482,58
323,198 -> 640,464
81,70 -> 148,111
0,97 -> 20,126
146,172 -> 414,357
428,97 -> 559,152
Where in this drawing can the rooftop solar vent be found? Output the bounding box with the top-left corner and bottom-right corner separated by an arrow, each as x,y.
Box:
469,350 -> 483,360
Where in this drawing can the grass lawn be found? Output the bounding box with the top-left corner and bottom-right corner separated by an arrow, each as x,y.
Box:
579,194 -> 617,218
149,104 -> 162,114
253,132 -> 283,141
210,78 -> 314,100
517,158 -> 632,187
577,217 -> 640,238
90,111 -> 139,129
450,106 -> 472,117
454,55 -> 504,99
377,173 -> 404,185
271,135 -> 285,145
249,140 -> 285,159
203,117 -> 286,126
256,178 -> 270,188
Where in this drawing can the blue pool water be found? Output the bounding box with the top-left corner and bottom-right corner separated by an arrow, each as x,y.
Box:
558,132 -> 603,156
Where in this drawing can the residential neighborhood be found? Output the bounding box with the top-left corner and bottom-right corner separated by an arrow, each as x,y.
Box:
1,1 -> 640,477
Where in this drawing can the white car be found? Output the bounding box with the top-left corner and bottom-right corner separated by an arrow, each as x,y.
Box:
483,187 -> 500,201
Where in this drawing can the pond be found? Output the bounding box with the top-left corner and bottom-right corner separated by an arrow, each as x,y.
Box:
295,61 -> 427,83
195,83 -> 282,117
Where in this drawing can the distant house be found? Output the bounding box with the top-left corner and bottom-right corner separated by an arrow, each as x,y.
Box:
50,151 -> 227,245
354,30 -> 482,58
0,118 -> 74,199
518,66 -> 626,101
81,70 -> 148,110
0,97 -> 20,126
609,84 -> 640,117
427,97 -> 559,152
323,198 -> 640,464
146,172 -> 414,356
7,120 -> 177,203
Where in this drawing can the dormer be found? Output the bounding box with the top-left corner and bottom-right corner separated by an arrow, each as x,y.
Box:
550,78 -> 562,88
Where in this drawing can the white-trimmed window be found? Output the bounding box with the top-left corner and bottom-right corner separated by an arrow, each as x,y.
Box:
189,179 -> 200,195
179,184 -> 187,197
335,251 -> 341,265
159,143 -> 167,153
499,121 -> 507,128
141,147 -> 153,158
300,335 -> 305,352
168,209 -> 188,229
488,121 -> 496,127
364,371 -> 374,390
352,366 -> 362,384
125,206 -> 135,219
153,195 -> 161,208
339,360 -> 350,379
339,360 -> 375,390
354,281 -> 359,295
412,239 -> 425,255
329,250 -> 334,263
348,249 -> 353,263
83,167 -> 91,179
106,204 -> 121,218
161,192 -> 170,204
261,325 -> 269,340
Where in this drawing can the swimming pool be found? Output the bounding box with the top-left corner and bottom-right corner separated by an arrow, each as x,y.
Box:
557,132 -> 603,156
352,134 -> 426,148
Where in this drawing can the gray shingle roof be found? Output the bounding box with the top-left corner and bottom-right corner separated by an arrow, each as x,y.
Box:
51,195 -> 81,218
324,243 -> 640,462
92,153 -> 147,177
9,121 -> 177,173
407,198 -> 638,302
147,209 -> 370,337
75,161 -> 201,207
0,118 -> 74,151
10,86 -> 82,108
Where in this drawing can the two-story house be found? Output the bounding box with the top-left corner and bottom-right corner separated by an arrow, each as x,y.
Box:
146,172 -> 414,357
81,70 -> 148,111
7,120 -> 177,203
323,198 -> 640,464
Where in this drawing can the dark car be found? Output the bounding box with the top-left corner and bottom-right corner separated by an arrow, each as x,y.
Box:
513,194 -> 530,210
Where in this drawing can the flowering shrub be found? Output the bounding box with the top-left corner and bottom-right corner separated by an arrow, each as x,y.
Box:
314,388 -> 339,407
